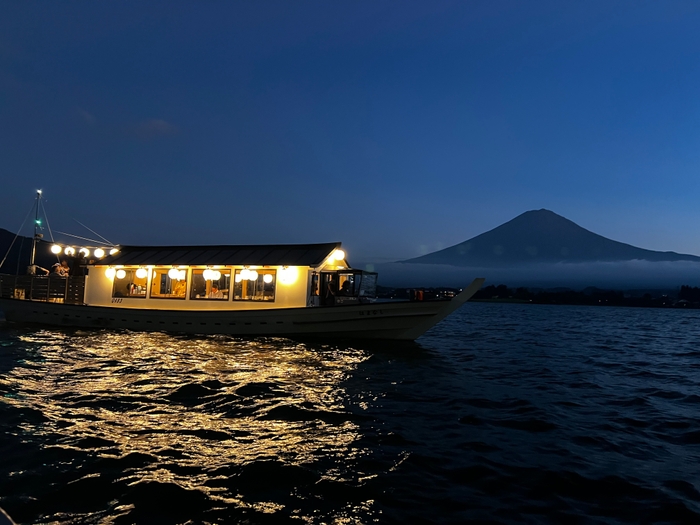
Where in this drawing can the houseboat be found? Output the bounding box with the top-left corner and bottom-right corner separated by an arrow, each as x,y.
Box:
0,191 -> 483,339
0,241 -> 484,340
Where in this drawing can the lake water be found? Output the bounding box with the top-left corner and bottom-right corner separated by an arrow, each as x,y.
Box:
1,302 -> 699,524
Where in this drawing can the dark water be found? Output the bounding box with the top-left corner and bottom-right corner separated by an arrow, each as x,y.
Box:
1,303 -> 700,524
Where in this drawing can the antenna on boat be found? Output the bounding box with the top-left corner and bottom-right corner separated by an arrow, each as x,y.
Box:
30,190 -> 42,266
40,197 -> 57,245
72,219 -> 114,246
54,231 -> 108,244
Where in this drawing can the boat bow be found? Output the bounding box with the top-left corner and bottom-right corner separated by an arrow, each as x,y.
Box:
396,277 -> 485,340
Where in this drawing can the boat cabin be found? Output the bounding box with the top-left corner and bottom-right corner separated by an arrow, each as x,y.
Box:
0,243 -> 378,310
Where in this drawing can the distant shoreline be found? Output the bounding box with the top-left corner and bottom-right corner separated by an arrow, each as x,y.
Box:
378,284 -> 700,309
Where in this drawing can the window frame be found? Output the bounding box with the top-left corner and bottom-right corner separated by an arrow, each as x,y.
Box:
111,268 -> 148,299
149,267 -> 188,300
233,268 -> 276,302
189,268 -> 231,301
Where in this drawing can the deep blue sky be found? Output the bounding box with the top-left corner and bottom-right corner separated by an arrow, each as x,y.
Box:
1,1 -> 699,263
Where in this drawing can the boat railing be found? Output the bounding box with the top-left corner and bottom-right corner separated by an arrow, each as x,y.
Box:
0,274 -> 86,304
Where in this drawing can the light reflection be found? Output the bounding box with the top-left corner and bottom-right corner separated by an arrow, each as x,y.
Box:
4,330 -> 376,522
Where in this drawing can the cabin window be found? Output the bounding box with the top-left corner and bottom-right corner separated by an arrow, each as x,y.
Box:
150,268 -> 187,299
358,272 -> 377,297
233,269 -> 276,301
190,269 -> 231,300
112,269 -> 147,298
337,273 -> 356,296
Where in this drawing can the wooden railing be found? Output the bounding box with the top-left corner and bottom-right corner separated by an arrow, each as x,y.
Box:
0,274 -> 86,304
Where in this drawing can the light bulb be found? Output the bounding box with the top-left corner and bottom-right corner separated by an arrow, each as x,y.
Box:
64,246 -> 76,256
105,267 -> 116,279
263,273 -> 273,284
116,269 -> 126,279
135,268 -> 147,279
94,248 -> 105,258
109,248 -> 119,255
168,268 -> 179,279
79,247 -> 90,258
51,244 -> 62,254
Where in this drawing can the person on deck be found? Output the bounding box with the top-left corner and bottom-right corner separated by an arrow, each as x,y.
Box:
27,264 -> 49,275
324,277 -> 336,305
338,280 -> 353,296
52,260 -> 70,277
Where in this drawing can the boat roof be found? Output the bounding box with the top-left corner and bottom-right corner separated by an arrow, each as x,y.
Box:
94,242 -> 341,267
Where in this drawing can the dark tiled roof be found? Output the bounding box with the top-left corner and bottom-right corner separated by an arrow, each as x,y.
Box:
94,243 -> 341,267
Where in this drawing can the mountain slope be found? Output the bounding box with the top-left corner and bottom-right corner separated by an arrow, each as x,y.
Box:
403,209 -> 700,266
0,228 -> 57,273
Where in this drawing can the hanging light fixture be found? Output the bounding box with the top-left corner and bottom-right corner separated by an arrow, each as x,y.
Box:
94,248 -> 105,258
168,268 -> 179,280
263,273 -> 273,284
51,244 -> 62,254
248,270 -> 258,281
105,267 -> 116,279
212,270 -> 221,281
109,248 -> 119,255
135,268 -> 148,279
64,246 -> 76,256
203,269 -> 213,281
116,269 -> 126,279
79,247 -> 90,258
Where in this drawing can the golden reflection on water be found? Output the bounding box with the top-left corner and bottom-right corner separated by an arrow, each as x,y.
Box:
3,329 -> 375,520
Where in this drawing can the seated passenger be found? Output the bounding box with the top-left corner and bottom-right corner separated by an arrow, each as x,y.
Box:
338,280 -> 353,296
208,284 -> 224,299
52,260 -> 70,277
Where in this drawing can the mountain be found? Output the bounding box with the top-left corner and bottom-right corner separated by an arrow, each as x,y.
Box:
0,228 -> 57,273
402,209 -> 700,267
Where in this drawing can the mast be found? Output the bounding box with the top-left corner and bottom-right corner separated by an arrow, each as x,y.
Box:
30,189 -> 42,265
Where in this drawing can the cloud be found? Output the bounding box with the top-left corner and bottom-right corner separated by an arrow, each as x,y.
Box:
375,260 -> 700,289
134,118 -> 179,139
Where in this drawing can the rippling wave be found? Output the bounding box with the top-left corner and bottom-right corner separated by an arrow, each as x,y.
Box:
1,303 -> 700,523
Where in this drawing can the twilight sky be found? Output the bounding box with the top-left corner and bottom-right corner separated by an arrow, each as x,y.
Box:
1,1 -> 699,263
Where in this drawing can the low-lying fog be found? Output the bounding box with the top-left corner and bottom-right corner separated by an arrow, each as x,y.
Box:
358,260 -> 700,290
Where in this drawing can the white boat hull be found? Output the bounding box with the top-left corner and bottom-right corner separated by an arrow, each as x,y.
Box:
0,278 -> 484,340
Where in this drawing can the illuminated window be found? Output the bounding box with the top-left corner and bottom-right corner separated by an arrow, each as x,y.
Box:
233,269 -> 276,301
112,269 -> 147,298
190,269 -> 231,300
151,268 -> 187,299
